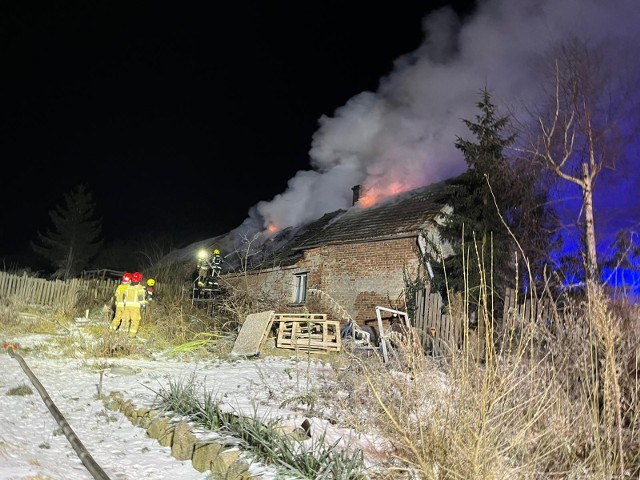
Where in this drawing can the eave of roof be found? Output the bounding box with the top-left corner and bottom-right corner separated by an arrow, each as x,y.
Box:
293,231 -> 420,250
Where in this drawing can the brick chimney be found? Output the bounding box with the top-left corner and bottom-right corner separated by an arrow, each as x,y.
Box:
351,185 -> 360,206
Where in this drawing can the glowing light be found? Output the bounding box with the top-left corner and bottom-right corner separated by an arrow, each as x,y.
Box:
197,249 -> 208,260
358,180 -> 413,208
266,224 -> 278,234
359,195 -> 377,208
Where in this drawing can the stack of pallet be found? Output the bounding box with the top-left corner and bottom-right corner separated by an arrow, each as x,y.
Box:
275,313 -> 341,353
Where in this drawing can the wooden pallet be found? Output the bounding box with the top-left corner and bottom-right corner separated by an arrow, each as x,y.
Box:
275,314 -> 341,353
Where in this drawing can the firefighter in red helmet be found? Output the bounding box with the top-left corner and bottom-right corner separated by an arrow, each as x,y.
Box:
122,271 -> 147,338
110,272 -> 132,331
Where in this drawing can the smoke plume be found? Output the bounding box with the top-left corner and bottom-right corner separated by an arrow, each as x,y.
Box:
236,0 -> 640,251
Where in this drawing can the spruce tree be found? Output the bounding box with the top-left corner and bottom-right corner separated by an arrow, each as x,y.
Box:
428,88 -> 516,309
31,184 -> 103,279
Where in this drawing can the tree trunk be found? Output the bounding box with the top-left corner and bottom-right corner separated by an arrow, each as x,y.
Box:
64,245 -> 74,280
582,162 -> 598,284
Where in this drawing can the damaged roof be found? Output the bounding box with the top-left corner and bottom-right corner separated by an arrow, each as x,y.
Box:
297,180 -> 449,248
263,181 -> 450,267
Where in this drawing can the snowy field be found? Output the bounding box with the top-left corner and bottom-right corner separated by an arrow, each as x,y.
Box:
0,320 -> 376,480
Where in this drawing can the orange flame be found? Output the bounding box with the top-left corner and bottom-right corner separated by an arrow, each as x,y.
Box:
266,223 -> 279,234
358,180 -> 412,208
358,195 -> 377,208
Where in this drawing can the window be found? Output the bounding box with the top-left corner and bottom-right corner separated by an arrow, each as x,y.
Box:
293,273 -> 308,304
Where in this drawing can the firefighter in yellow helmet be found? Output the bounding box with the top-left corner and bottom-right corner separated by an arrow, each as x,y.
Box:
196,247 -> 223,288
141,277 -> 156,321
110,272 -> 132,331
122,271 -> 147,338
211,249 -> 223,282
145,278 -> 156,303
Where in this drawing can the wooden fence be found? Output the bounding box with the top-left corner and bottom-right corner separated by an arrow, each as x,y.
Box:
413,284 -> 470,356
412,285 -> 558,357
413,286 -> 492,357
502,288 -> 555,326
0,271 -> 118,310
81,269 -> 125,280
0,271 -> 191,311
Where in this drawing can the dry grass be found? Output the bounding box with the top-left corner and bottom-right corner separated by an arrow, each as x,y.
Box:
3,262 -> 638,479
139,301 -> 237,353
0,283 -> 244,359
0,307 -> 64,335
89,330 -> 147,358
322,281 -> 640,479
7,384 -> 34,396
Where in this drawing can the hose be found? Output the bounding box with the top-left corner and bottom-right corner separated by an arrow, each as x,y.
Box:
7,346 -> 111,480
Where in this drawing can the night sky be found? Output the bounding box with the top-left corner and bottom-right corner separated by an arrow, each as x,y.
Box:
2,1 -> 639,276
1,1 -> 475,267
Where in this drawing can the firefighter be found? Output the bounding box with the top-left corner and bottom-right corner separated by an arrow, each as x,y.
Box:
110,272 -> 132,331
142,277 -> 155,321
196,249 -> 209,288
145,278 -> 156,303
211,249 -> 223,281
196,247 -> 224,288
123,271 -> 147,338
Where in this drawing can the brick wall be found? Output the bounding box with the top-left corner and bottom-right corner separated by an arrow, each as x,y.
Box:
225,236 -> 422,325
298,237 -> 420,323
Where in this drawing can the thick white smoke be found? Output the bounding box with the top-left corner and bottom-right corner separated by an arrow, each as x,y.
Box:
236,0 -> 640,245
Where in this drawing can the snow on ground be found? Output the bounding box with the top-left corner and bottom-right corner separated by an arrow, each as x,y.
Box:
0,318 -> 380,480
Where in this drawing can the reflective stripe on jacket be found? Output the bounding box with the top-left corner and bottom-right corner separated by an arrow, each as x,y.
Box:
124,283 -> 147,307
114,284 -> 128,307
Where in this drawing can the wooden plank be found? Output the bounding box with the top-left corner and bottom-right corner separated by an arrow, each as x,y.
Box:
442,313 -> 451,354
45,278 -> 53,306
278,342 -> 340,349
231,310 -> 275,356
416,285 -> 429,337
274,313 -> 326,322
435,294 -> 443,356
503,288 -> 514,325
433,310 -> 441,357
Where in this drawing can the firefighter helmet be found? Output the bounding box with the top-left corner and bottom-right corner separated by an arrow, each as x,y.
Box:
132,272 -> 143,283
213,249 -> 220,255
147,278 -> 156,287
122,272 -> 132,283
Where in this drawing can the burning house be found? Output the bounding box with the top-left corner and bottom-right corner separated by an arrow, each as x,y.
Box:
222,181 -> 452,326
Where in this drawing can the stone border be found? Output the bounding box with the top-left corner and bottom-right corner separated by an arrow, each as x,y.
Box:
103,391 -> 257,479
